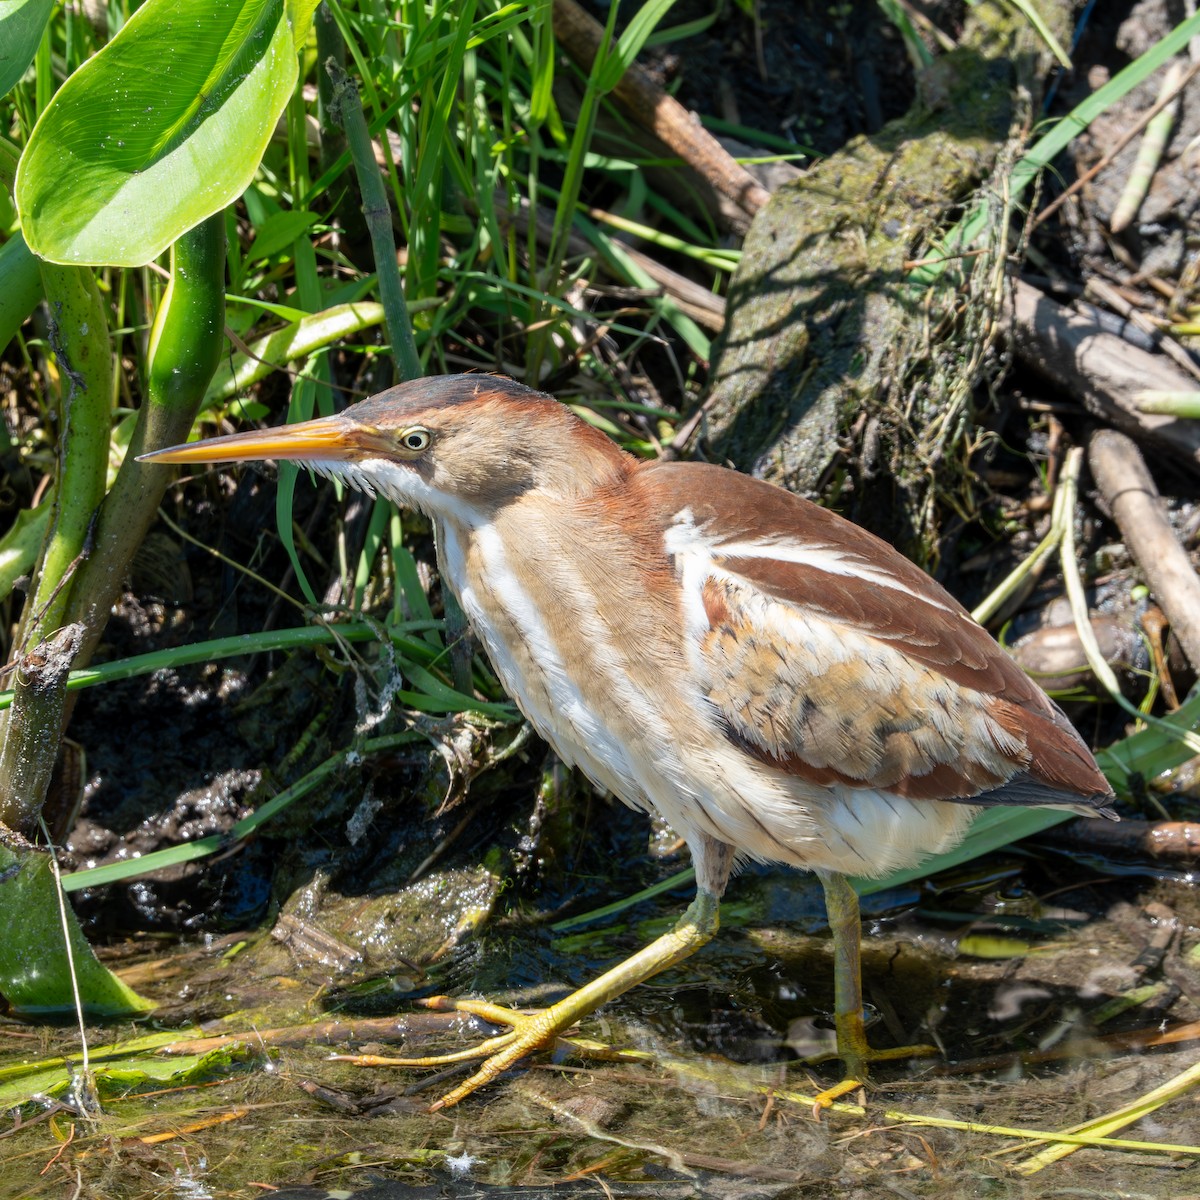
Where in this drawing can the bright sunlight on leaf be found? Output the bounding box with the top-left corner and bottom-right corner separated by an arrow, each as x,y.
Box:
15,0 -> 319,266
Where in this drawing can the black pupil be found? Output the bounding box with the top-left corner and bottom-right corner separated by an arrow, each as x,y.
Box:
407,433 -> 424,448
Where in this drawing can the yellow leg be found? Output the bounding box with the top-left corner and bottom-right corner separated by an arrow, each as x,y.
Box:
816,869 -> 871,1081
815,869 -> 938,1083
339,889 -> 722,1109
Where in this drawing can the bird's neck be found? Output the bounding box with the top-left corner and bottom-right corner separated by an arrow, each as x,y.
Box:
525,418 -> 634,502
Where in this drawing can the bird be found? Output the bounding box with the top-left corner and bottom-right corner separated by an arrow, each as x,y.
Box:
140,374 -> 1116,1108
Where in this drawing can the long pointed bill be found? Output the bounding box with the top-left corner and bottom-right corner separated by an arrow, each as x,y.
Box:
136,413 -> 388,466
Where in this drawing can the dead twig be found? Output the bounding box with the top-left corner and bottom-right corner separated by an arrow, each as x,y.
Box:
1043,816 -> 1200,868
1033,59 -> 1200,229
1087,428 -> 1200,672
552,0 -> 771,219
1011,280 -> 1200,468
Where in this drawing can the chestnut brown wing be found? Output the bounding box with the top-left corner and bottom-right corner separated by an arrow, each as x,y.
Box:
636,462 -> 1114,812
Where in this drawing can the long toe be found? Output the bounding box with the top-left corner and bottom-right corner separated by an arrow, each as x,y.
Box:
331,998 -> 575,1106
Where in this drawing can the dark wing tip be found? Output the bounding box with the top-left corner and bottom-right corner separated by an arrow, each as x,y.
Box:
946,773 -> 1118,821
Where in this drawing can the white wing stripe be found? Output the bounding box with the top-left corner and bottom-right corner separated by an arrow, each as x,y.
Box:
663,508 -> 952,613
713,539 -> 952,611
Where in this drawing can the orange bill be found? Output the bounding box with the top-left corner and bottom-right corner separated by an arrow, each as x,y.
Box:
137,413 -> 386,465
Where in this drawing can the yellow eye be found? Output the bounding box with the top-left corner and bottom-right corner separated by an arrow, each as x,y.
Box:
400,427 -> 431,452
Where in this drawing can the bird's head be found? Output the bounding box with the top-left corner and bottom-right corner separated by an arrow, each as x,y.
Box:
138,375 -> 628,524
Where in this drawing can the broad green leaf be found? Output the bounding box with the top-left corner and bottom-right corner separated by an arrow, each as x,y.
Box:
0,493 -> 51,600
0,841 -> 152,1015
0,0 -> 54,97
0,231 -> 42,350
245,209 -> 319,264
16,0 -> 319,266
0,1040 -> 259,1109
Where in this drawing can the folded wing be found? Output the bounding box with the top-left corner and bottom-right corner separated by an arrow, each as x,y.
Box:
641,463 -> 1115,817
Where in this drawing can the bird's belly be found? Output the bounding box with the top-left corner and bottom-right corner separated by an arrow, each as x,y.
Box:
438,521 -> 976,878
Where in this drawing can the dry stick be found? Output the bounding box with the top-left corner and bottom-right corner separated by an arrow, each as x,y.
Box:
1086,275 -> 1200,384
551,0 -> 771,220
1059,447 -> 1200,760
1041,817 -> 1200,860
1011,279 -> 1200,468
1033,59 -> 1200,228
1087,428 -> 1200,672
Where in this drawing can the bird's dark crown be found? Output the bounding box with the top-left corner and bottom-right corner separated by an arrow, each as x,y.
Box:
343,374 -> 555,428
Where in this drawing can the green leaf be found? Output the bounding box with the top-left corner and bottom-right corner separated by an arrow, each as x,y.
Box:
0,841 -> 152,1016
595,0 -> 678,94
528,0 -> 554,126
0,231 -> 42,351
0,493 -> 51,601
205,300 -> 385,408
1006,0 -> 1072,69
245,209 -> 319,264
0,1039 -> 260,1109
0,0 -> 54,97
16,0 -> 318,266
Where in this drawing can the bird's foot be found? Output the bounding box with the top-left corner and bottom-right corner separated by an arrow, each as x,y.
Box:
334,891 -> 724,1110
808,1039 -> 939,1108
332,995 -> 592,1110
833,1011 -> 940,1080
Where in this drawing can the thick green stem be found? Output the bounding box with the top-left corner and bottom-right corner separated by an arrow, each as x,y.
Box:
325,57 -> 420,382
63,213 -> 227,670
0,260 -> 110,832
16,263 -> 112,652
0,624 -> 84,834
0,252 -> 151,1016
315,2 -> 347,175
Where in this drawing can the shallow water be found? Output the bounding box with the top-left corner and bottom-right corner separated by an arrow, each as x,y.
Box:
3,852 -> 1198,1199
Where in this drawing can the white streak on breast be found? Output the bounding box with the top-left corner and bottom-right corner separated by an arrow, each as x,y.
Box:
444,521 -> 647,802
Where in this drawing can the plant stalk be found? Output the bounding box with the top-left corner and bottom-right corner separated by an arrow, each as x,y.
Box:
63,213 -> 227,675
325,57 -> 420,382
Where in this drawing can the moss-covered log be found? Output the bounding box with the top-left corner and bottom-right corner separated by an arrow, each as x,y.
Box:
703,2 -> 1072,562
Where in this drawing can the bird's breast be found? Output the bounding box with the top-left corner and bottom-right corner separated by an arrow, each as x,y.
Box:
434,512 -> 688,807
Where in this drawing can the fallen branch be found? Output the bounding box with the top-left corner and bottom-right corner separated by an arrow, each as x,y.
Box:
1087,428 -> 1200,671
552,0 -> 770,220
1012,280 -> 1200,469
1041,817 -> 1200,860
